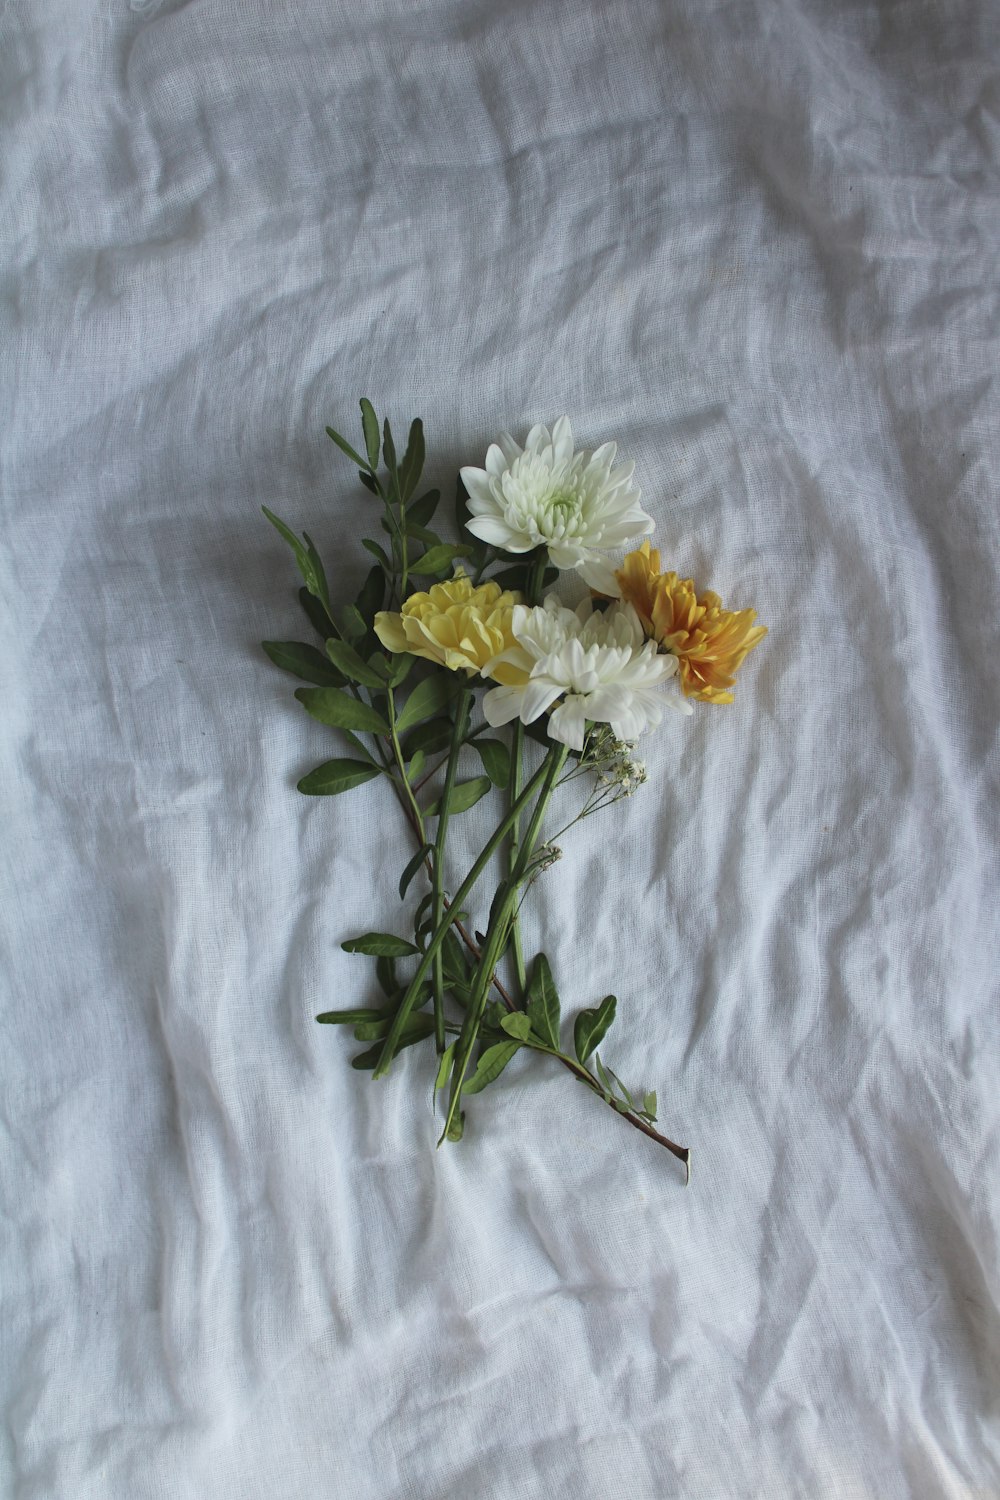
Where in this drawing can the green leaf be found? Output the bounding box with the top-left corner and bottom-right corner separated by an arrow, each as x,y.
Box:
262,640 -> 344,687
407,748 -> 426,783
594,1052 -> 615,1102
395,675 -> 458,736
301,533 -> 331,613
424,775 -> 491,818
410,544 -> 472,577
297,758 -> 382,796
399,418 -> 425,502
359,398 -> 380,470
445,1109 -> 465,1142
298,586 -> 336,642
375,955 -> 397,997
434,1041 -> 456,1097
342,932 -> 419,958
361,538 -> 392,571
295,687 -> 389,736
402,715 -> 453,758
399,844 -> 431,900
406,523 -> 442,548
606,1066 -> 637,1111
353,1013 -> 434,1044
383,419 -> 399,499
441,930 -> 468,984
388,654 -> 413,688
463,1040 -> 521,1095
642,1090 -> 657,1120
339,730 -> 378,763
491,562 -> 559,593
315,1007 -> 384,1025
262,507 -> 324,599
407,489 -> 440,528
325,639 -> 384,689
573,994 -> 617,1064
526,953 -> 561,1049
500,1012 -> 533,1041
355,564 -> 384,623
326,424 -> 368,470
474,738 -> 510,789
359,470 -> 379,496
340,605 -> 368,642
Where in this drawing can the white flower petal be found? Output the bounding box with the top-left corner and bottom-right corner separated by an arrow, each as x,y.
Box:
550,415 -> 574,464
482,685 -> 527,727
548,696 -> 588,751
466,515 -> 532,549
459,467 -> 498,511
520,679 -> 563,723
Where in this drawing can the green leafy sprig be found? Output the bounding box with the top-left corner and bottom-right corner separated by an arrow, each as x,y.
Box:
262,400 -> 690,1181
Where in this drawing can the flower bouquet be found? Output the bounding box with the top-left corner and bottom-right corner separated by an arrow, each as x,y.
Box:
263,406 -> 765,1180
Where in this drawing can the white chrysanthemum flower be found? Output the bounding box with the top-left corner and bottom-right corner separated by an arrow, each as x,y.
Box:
459,418 -> 654,594
482,597 -> 692,752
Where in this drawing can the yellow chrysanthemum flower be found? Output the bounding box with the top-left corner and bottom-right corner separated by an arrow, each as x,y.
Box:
615,541 -> 766,704
374,571 -> 522,675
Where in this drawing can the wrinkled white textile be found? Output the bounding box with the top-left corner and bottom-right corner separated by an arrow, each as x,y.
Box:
2,1 -> 999,1495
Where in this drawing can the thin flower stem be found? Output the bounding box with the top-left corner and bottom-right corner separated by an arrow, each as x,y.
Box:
372,755 -> 555,1078
386,688 -> 426,844
508,550 -> 548,997
431,686 -> 473,1053
441,742 -> 568,1140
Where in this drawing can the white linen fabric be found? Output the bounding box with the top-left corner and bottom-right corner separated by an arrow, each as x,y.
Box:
2,1 -> 999,1495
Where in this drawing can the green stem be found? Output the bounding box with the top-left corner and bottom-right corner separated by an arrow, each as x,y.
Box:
372,753 -> 555,1079
386,688 -> 426,843
431,685 -> 473,1052
440,742 -> 568,1139
508,550 -> 548,996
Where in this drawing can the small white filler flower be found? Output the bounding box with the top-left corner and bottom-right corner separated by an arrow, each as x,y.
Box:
459,417 -> 654,594
482,597 -> 692,752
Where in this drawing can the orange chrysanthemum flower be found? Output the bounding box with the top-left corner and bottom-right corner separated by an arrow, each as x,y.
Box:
615,541 -> 766,704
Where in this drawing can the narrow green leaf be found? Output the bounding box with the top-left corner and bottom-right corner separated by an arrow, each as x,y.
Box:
325,639 -> 384,689
355,564 -> 384,623
642,1090 -> 657,1120
262,640 -> 344,687
406,523 -> 443,548
463,1040 -> 521,1095
383,419 -> 399,500
573,994 -> 617,1064
297,758 -> 382,796
410,544 -> 472,577
395,675 -> 458,736
326,425 -> 368,470
526,953 -> 561,1049
339,730 -> 377,763
315,1007 -> 384,1025
298,586 -> 336,641
295,687 -> 389,736
474,738 -> 510,789
606,1066 -> 637,1111
407,489 -> 440,528
399,418 -> 425,502
263,507 -> 319,595
500,1012 -> 533,1041
445,1109 -> 465,1141
362,538 -> 392,571
375,955 -> 397,997
407,748 -> 426,783
342,933 -> 419,958
359,470 -> 379,496
424,775 -> 491,818
351,1043 -> 385,1070
434,1041 -> 456,1097
301,533 -> 331,613
359,398 -> 380,470
594,1052 -> 615,1102
399,844 -> 431,900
